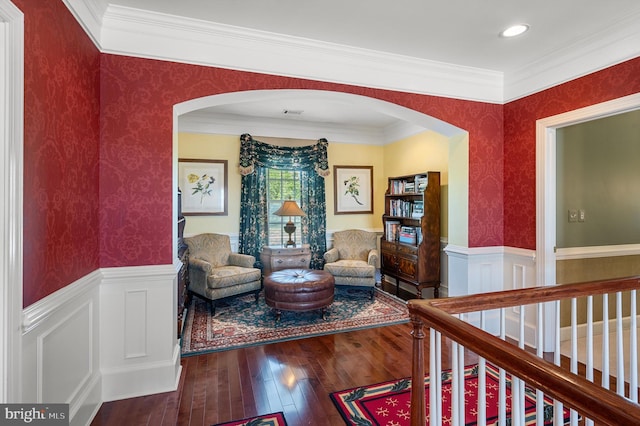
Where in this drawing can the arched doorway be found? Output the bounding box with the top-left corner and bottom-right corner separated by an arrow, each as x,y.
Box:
172,89 -> 469,295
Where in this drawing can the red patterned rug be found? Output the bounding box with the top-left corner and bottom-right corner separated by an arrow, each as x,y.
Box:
330,363 -> 571,425
181,287 -> 408,356
212,411 -> 287,426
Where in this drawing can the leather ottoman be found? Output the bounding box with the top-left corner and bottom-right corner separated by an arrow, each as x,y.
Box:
263,269 -> 335,321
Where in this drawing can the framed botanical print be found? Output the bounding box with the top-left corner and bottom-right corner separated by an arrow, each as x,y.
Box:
178,159 -> 228,215
333,165 -> 373,214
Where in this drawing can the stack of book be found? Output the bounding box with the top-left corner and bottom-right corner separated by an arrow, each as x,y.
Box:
416,175 -> 428,192
398,226 -> 417,245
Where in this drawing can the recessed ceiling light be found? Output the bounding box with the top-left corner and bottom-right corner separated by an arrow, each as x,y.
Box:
500,24 -> 530,38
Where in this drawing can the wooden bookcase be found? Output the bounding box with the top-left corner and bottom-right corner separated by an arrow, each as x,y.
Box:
380,171 -> 441,298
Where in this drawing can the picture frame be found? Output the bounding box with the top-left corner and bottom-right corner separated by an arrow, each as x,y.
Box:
178,159 -> 228,215
334,165 -> 373,214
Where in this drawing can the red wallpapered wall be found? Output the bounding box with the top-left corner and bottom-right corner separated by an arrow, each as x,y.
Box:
16,0 -> 101,307
504,57 -> 640,249
99,55 -> 504,267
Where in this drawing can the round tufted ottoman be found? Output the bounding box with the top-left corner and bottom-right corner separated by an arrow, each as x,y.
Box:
263,269 -> 335,321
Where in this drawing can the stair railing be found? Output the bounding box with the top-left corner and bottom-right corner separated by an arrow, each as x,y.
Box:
408,277 -> 640,425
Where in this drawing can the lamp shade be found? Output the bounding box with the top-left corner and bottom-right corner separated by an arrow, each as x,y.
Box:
274,200 -> 305,217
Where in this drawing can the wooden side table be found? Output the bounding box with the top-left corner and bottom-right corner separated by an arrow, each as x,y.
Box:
261,245 -> 311,275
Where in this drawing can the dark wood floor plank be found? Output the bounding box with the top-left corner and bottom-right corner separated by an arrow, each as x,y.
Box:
92,323 -> 422,426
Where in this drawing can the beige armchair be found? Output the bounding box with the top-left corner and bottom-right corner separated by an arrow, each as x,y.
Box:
185,233 -> 262,314
323,229 -> 378,299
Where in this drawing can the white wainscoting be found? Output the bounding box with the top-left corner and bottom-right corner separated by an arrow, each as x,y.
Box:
22,270 -> 103,426
445,245 -> 537,343
19,243 -> 539,425
99,262 -> 181,402
21,262 -> 182,426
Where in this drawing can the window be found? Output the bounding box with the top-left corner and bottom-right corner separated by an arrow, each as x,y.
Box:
267,169 -> 303,246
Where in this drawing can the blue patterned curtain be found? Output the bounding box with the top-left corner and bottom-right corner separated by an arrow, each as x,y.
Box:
238,134 -> 329,269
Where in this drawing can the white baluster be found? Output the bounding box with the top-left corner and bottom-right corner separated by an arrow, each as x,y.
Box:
499,308 -> 506,426
536,302 -> 544,426
430,328 -> 442,425
585,295 -> 594,426
554,300 -> 564,425
478,311 -> 486,425
630,290 -> 638,402
602,293 -> 610,389
616,291 -> 625,396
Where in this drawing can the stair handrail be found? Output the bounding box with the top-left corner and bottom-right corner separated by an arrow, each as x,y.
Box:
407,276 -> 640,426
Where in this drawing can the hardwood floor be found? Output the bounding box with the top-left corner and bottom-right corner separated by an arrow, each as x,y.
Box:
91,322 -> 432,426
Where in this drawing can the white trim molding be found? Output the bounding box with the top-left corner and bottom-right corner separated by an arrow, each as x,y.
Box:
0,0 -> 24,404
557,244 -> 640,261
65,2 -> 640,103
536,93 -> 640,290
99,5 -> 503,104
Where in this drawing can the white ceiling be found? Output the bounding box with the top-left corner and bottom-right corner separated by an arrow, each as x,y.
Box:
105,0 -> 640,73
83,0 -> 640,142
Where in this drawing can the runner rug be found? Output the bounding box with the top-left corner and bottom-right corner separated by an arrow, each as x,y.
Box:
212,411 -> 287,426
181,287 -> 408,356
330,363 -> 571,425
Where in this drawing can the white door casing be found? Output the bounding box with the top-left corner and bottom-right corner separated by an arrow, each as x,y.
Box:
0,0 -> 24,403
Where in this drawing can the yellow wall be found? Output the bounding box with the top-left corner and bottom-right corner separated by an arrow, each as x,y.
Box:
383,131 -> 449,238
178,132 -> 449,238
178,133 -> 241,235
326,143 -> 384,231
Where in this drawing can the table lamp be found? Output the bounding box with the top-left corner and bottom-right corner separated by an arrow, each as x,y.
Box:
274,200 -> 305,247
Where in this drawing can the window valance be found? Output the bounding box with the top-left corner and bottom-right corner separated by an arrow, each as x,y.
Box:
238,133 -> 330,177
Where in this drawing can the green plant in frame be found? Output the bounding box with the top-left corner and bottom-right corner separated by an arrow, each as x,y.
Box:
343,175 -> 363,205
188,173 -> 215,204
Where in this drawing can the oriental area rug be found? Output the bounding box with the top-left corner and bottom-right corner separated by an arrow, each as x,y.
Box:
330,363 -> 571,425
181,287 -> 409,356
212,411 -> 288,426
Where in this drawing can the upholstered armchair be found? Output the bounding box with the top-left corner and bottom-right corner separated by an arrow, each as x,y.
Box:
323,229 -> 378,299
184,233 -> 262,314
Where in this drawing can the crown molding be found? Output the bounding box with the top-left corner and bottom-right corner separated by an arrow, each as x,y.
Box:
179,111 -> 425,145
178,111 -> 389,145
62,0 -> 106,49
65,2 -> 640,104
504,10 -> 640,102
99,5 -> 504,104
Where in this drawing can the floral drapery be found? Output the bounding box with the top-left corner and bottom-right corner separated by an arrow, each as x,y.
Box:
238,133 -> 329,269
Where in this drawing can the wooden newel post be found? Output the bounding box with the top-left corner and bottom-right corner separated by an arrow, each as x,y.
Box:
410,314 -> 426,426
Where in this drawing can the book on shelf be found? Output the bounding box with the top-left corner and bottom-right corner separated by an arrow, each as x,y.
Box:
416,175 -> 428,192
411,201 -> 424,218
385,220 -> 401,241
398,226 -> 417,245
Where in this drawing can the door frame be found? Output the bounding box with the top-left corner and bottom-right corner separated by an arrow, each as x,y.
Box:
0,0 -> 24,403
536,93 -> 640,349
